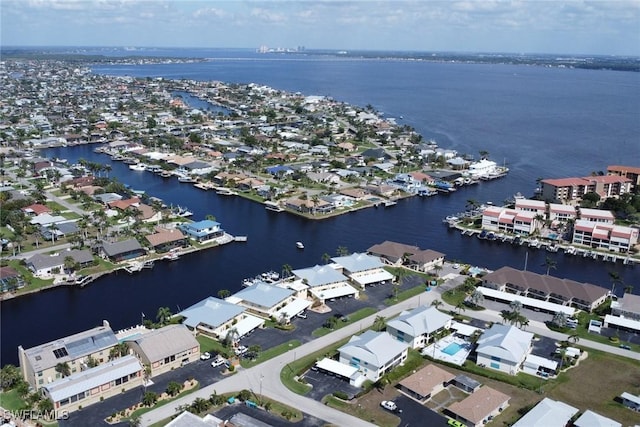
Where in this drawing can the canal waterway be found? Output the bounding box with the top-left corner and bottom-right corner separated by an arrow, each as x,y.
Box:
1,53 -> 639,366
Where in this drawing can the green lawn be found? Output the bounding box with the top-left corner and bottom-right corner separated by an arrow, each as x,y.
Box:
241,340 -> 302,369
0,389 -> 26,410
384,284 -> 428,306
196,335 -> 230,358
312,307 -> 377,337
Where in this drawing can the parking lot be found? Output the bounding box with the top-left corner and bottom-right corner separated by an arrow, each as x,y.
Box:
302,369 -> 362,400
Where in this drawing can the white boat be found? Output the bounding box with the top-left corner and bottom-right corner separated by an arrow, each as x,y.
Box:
177,175 -> 196,183
296,241 -> 304,249
162,249 -> 180,261
264,201 -> 284,212
216,187 -> 238,196
528,239 -> 540,248
129,163 -> 147,171
172,206 -> 193,217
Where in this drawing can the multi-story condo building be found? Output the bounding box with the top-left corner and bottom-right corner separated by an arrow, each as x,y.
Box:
481,206 -> 538,235
18,321 -> 118,391
514,198 -> 546,216
578,207 -> 615,224
548,203 -> 577,222
540,175 -> 631,204
572,220 -> 638,253
607,165 -> 640,193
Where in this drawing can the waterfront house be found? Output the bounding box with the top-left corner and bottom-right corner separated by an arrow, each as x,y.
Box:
338,330 -> 409,382
93,192 -> 123,206
29,213 -> 68,227
386,305 -> 453,349
284,197 -> 335,215
482,267 -> 607,312
573,410 -> 621,427
177,220 -> 224,243
177,297 -> 264,341
330,252 -> 395,289
145,228 -> 187,253
514,198 -> 546,216
100,239 -> 146,263
107,197 -> 140,211
125,325 -> 200,377
446,386 -> 510,427
18,320 -> 119,390
398,364 -> 455,403
0,266 -> 25,292
467,159 -> 499,177
572,220 -> 638,253
226,282 -> 297,319
291,264 -> 359,302
41,355 -> 144,414
476,324 -> 533,375
26,249 -> 94,276
611,293 -> 640,321
39,221 -> 80,242
406,249 -> 446,273
367,241 -> 421,266
512,398 -> 579,427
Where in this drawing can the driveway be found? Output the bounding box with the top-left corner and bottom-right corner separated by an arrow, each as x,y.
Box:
394,394 -> 449,426
302,369 -> 361,400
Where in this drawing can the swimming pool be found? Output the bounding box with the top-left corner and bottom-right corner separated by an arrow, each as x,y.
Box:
548,233 -> 558,240
442,342 -> 463,356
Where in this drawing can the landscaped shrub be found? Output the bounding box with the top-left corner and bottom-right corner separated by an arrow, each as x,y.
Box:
333,391 -> 348,400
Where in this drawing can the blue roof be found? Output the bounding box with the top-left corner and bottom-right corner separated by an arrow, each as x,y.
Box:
265,165 -> 293,174
292,265 -> 349,287
233,283 -> 294,309
178,297 -> 245,329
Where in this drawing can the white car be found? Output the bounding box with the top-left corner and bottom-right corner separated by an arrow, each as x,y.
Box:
211,356 -> 225,367
200,352 -> 212,361
380,400 -> 399,412
235,345 -> 248,356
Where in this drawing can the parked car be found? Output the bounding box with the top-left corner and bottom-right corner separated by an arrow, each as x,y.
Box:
448,419 -> 465,427
200,352 -> 212,361
380,400 -> 400,413
619,344 -> 631,350
235,345 -> 248,356
211,355 -> 225,367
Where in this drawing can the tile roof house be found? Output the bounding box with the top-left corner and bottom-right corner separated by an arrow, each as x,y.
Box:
338,331 -> 409,382
398,364 -> 455,402
447,386 -> 510,427
178,297 -> 264,340
145,228 -> 187,252
511,398 -> 579,427
367,241 -> 421,265
125,325 -> 200,377
386,305 -> 453,349
482,266 -> 609,312
18,321 -> 118,390
330,252 -> 395,288
476,324 -> 533,375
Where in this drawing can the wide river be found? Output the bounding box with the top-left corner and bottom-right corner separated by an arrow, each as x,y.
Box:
2,51 -> 639,366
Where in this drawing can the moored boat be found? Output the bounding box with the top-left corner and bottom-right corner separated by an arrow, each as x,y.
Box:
296,241 -> 305,249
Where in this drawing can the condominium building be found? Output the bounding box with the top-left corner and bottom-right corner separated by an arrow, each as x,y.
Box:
572,219 -> 638,253
18,321 -> 118,390
481,206 -> 538,235
607,165 -> 640,193
540,175 -> 631,204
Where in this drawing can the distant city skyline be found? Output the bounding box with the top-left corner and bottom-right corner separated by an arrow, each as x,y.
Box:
1,1 -> 639,56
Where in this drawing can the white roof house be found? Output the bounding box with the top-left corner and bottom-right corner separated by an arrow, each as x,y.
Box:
573,410 -> 621,427
386,305 -> 453,349
230,282 -> 296,317
331,253 -> 395,287
338,331 -> 409,382
292,264 -> 359,302
177,297 -> 265,339
512,398 -> 579,427
476,324 -> 533,375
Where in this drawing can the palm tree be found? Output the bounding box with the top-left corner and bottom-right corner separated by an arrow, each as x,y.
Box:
552,311 -> 568,328
455,301 -> 466,315
543,256 -> 557,275
509,300 -> 523,314
321,252 -> 332,264
431,299 -> 443,309
55,362 -> 71,378
156,306 -> 172,326
225,327 -> 240,347
568,333 -> 580,344
433,264 -> 443,278
217,289 -> 230,299
372,315 -> 386,332
281,263 -> 293,278
469,289 -> 484,307
336,246 -> 349,256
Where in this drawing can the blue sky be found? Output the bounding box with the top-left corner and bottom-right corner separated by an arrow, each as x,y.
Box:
2,1 -> 639,56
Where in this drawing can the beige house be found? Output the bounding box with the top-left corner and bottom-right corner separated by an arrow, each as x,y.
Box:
42,355 -> 144,414
19,321 -> 119,390
447,386 -> 510,427
125,325 -> 200,377
398,364 -> 455,402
